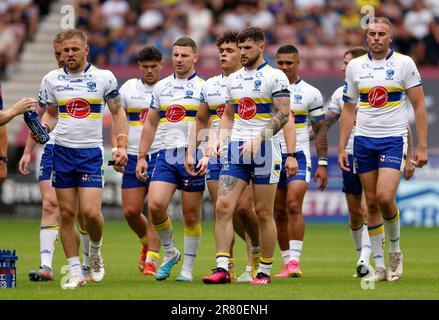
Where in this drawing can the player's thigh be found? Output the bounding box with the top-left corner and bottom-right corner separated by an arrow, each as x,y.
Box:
181,190 -> 204,225
121,186 -> 148,216
207,180 -> 219,211
78,187 -> 103,217
345,193 -> 363,219
55,187 -> 78,219
273,187 -> 287,221
359,170 -> 378,203
235,184 -> 254,217
285,180 -> 308,215
147,181 -> 177,213
216,176 -> 248,216
252,183 -> 277,217
39,180 -> 58,210
376,167 -> 402,204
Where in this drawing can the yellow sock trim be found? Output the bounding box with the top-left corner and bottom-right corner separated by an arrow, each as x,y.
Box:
41,225 -> 59,230
184,223 -> 201,237
78,227 -> 87,234
154,217 -> 172,231
216,252 -> 230,259
138,235 -> 148,246
368,224 -> 385,236
384,209 -> 400,225
147,251 -> 160,260
260,257 -> 273,265
228,258 -> 235,265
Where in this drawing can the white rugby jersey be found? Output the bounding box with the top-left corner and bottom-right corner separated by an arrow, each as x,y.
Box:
202,73 -> 227,131
279,79 -> 324,153
343,50 -> 422,138
43,64 -> 119,148
38,74 -> 56,144
327,86 -> 355,155
226,62 -> 290,142
120,78 -> 161,155
150,72 -> 205,149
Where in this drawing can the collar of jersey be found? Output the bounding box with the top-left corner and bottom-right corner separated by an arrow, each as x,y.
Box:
63,63 -> 92,74
294,78 -> 302,85
367,49 -> 394,61
244,61 -> 267,72
173,72 -> 197,80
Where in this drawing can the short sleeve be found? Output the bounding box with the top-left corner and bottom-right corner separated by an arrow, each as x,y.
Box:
103,71 -> 120,101
119,81 -> 128,110
309,88 -> 324,121
271,70 -> 290,97
326,87 -> 343,115
342,61 -> 359,104
150,83 -> 160,110
402,56 -> 422,90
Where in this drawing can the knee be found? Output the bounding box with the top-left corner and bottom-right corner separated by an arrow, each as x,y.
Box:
377,193 -> 393,210
365,198 -> 379,215
254,204 -> 272,223
148,200 -> 167,217
286,199 -> 301,217
42,198 -> 58,217
123,205 -> 141,220
216,198 -> 234,219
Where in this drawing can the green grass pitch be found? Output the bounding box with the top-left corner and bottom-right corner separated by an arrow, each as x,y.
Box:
0,218 -> 438,300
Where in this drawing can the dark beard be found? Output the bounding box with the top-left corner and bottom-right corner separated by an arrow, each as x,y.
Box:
242,53 -> 260,67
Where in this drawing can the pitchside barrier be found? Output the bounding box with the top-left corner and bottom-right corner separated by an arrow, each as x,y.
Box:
1,151 -> 438,227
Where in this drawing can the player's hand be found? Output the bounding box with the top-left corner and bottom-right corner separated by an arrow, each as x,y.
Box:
135,157 -> 148,182
110,148 -> 124,173
404,156 -> 416,180
184,152 -> 197,176
12,97 -> 37,115
239,137 -> 261,160
338,150 -> 350,172
314,165 -> 328,191
196,156 -> 209,176
19,153 -> 31,175
113,147 -> 128,168
413,147 -> 428,168
0,161 -> 7,184
285,156 -> 298,178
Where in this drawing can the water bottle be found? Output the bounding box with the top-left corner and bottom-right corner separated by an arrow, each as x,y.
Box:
24,111 -> 50,144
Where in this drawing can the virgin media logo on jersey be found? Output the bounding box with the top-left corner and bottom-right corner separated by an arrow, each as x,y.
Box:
368,86 -> 388,108
139,109 -> 148,123
216,104 -> 225,119
66,98 -> 91,118
238,97 -> 257,120
166,105 -> 186,122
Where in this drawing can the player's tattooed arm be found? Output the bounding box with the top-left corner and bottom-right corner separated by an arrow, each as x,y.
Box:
258,95 -> 290,142
217,175 -> 239,196
314,111 -> 340,158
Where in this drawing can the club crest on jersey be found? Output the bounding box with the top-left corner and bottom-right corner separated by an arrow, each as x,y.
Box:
380,154 -> 386,162
368,86 -> 388,108
87,81 -> 97,92
185,90 -> 194,99
294,94 -> 303,104
166,104 -> 186,122
66,98 -> 91,118
253,80 -> 262,91
139,109 -> 149,123
237,97 -> 257,120
386,69 -> 394,80
216,103 -> 225,119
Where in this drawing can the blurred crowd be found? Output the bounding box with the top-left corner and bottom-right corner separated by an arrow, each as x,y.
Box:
0,0 -> 54,79
1,0 -> 439,79
75,0 -> 439,69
